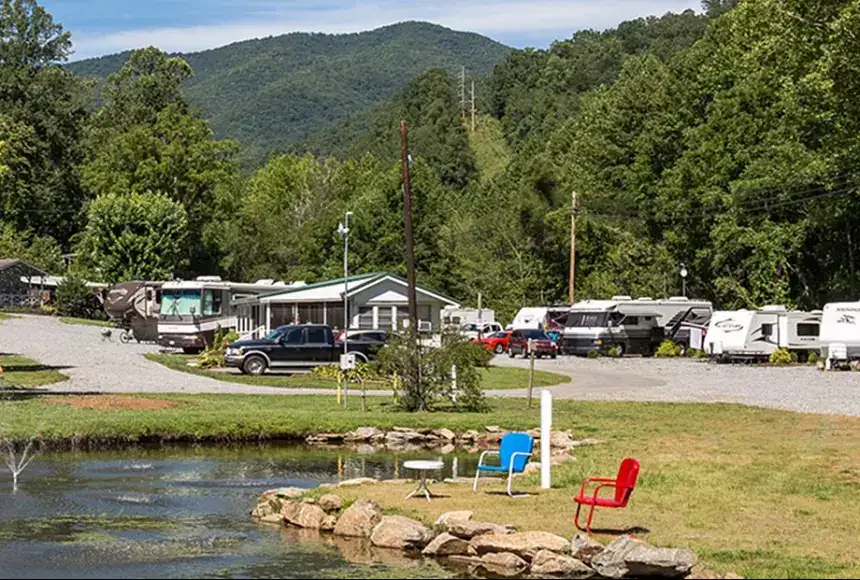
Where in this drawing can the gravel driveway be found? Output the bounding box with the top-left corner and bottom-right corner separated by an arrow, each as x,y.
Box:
3,315 -> 859,416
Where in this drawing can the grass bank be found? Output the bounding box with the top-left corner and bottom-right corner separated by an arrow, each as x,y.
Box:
145,353 -> 568,391
59,317 -> 112,327
0,354 -> 69,388
0,312 -> 20,321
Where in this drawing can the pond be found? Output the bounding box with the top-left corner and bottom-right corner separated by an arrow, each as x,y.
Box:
0,444 -> 480,579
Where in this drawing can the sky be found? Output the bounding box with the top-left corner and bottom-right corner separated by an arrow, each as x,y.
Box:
42,0 -> 702,61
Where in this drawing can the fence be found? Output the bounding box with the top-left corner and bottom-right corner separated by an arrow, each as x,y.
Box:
0,294 -> 40,309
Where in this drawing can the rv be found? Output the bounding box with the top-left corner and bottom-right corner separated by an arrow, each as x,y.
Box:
560,296 -> 712,356
705,305 -> 821,361
442,306 -> 496,328
157,277 -> 300,352
508,306 -> 571,333
818,302 -> 860,364
104,280 -> 164,342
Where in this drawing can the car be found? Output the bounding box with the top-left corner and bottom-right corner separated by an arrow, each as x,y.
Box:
508,329 -> 558,359
460,322 -> 504,340
224,324 -> 376,375
335,329 -> 391,346
473,330 -> 512,354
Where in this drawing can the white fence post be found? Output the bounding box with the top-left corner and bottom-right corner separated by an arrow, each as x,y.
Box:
541,389 -> 552,489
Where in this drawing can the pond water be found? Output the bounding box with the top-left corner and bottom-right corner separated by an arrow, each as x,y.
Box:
0,444 -> 480,579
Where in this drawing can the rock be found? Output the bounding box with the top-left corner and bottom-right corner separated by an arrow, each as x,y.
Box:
479,552 -> 529,576
434,510 -> 473,527
485,425 -> 501,433
370,515 -> 434,550
434,428 -> 457,441
337,477 -> 378,487
591,535 -> 696,579
318,494 -> 343,512
440,443 -> 456,454
282,501 -> 327,529
571,534 -> 604,565
470,531 -> 569,561
524,461 -> 541,474
251,496 -> 285,523
344,426 -> 383,442
261,486 -> 308,499
306,433 -> 345,444
684,568 -> 743,580
422,532 -> 475,556
447,519 -> 515,539
321,514 -> 338,532
550,429 -> 576,450
461,429 -> 480,442
531,549 -> 596,578
333,499 -> 383,537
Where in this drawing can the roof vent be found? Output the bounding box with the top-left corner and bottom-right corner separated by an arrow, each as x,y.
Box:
668,296 -> 689,301
762,304 -> 787,312
637,297 -> 654,301
292,281 -> 307,287
195,275 -> 222,282
611,295 -> 633,301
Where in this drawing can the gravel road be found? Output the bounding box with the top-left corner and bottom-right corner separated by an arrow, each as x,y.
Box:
3,315 -> 859,416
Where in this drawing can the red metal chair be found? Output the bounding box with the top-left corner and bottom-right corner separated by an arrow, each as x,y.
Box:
573,457 -> 640,534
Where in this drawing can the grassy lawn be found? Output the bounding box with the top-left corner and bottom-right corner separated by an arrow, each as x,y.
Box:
145,353 -> 568,391
0,354 -> 69,388
59,317 -> 113,327
1,395 -> 858,577
0,312 -> 20,321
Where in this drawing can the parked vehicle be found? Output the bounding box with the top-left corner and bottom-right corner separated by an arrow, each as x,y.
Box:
225,324 -> 376,375
508,306 -> 570,332
705,305 -> 821,362
560,296 -> 712,356
460,321 -> 503,339
819,302 -> 860,365
104,280 -> 163,343
442,306 -> 496,328
335,329 -> 391,345
508,329 -> 558,359
473,330 -> 512,354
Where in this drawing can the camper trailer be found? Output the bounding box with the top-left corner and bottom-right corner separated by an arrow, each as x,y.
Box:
157,277 -> 300,352
508,306 -> 571,332
560,296 -> 712,356
705,305 -> 821,362
819,302 -> 860,364
104,281 -> 164,342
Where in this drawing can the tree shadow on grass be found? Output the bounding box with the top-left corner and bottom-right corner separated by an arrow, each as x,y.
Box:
586,525 -> 651,536
0,364 -> 74,372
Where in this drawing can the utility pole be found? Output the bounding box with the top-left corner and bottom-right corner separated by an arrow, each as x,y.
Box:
400,121 -> 418,330
569,191 -> 577,305
470,80 -> 476,133
459,66 -> 466,120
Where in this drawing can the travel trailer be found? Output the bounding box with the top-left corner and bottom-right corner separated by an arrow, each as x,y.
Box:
704,305 -> 821,361
560,296 -> 712,356
508,306 -> 571,333
104,280 -> 164,342
442,306 -> 496,328
818,301 -> 860,364
157,277 -> 301,352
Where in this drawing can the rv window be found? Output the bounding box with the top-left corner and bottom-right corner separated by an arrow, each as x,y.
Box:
566,312 -> 609,328
202,290 -> 222,316
797,323 -> 820,337
761,323 -> 774,338
624,316 -> 639,326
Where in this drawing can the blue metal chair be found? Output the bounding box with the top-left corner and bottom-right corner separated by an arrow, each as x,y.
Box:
473,432 -> 534,496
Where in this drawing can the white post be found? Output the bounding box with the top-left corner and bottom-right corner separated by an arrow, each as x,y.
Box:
540,389 -> 552,489
451,364 -> 457,403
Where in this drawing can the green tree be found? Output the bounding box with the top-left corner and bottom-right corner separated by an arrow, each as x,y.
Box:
55,275 -> 98,318
0,223 -> 63,272
75,192 -> 189,283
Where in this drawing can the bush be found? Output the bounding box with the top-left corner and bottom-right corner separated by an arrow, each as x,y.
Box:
790,351 -> 799,363
808,351 -> 819,365
198,327 -> 240,369
655,340 -> 682,358
310,362 -> 383,383
607,346 -> 622,358
768,348 -> 793,365
586,349 -> 600,359
55,275 -> 99,319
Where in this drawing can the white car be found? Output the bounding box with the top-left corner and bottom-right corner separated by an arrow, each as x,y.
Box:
460,322 -> 503,339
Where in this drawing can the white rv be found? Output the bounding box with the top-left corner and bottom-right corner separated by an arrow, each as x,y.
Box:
508,306 -> 571,332
560,296 -> 712,356
819,302 -> 860,364
157,277 -> 301,352
705,305 -> 821,361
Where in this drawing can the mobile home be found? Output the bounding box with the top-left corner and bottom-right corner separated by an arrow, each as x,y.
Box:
705,305 -> 821,361
819,301 -> 860,364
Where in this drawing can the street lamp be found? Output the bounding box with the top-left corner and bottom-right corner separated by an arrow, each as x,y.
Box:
680,264 -> 688,297
338,211 -> 353,406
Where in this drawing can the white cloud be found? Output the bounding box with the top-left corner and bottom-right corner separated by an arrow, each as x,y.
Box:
69,0 -> 702,60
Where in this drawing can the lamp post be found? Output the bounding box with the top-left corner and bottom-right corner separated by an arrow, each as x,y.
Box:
338,211 -> 353,406
680,264 -> 688,298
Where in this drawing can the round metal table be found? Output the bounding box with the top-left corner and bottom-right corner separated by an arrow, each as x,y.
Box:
403,459 -> 444,502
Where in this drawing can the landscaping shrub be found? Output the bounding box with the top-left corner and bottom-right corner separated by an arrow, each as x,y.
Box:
808,351 -> 819,365
310,362 -> 383,383
55,275 -> 99,319
607,346 -> 622,358
198,327 -> 240,369
686,348 -> 706,358
655,340 -> 682,358
586,349 -> 600,359
768,348 -> 793,365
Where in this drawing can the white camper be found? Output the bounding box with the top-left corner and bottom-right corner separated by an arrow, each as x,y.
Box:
819,301 -> 860,364
508,306 -> 571,331
705,305 -> 821,361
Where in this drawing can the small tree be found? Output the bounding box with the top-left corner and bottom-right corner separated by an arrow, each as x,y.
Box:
55,275 -> 97,318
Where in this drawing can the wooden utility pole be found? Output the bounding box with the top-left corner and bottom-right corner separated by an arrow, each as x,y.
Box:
400,120 -> 418,330
459,66 -> 466,119
569,191 -> 577,305
470,80 -> 476,133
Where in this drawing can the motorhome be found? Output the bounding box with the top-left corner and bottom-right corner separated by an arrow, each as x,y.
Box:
104,280 -> 164,342
818,301 -> 860,364
508,306 -> 571,333
705,305 -> 821,361
560,296 -> 712,356
157,277 -> 301,352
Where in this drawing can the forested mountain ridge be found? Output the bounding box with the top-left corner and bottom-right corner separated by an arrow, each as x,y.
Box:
67,22 -> 511,166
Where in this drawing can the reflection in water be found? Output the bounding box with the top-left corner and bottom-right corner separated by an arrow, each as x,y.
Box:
0,444 -> 476,579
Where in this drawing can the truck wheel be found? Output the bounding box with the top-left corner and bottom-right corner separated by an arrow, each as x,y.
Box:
243,355 -> 267,376
676,342 -> 687,357
494,343 -> 505,355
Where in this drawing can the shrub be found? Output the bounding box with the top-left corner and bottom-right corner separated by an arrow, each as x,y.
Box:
198,327 -> 240,369
685,348 -> 705,358
655,340 -> 682,358
768,348 -> 793,365
55,275 -> 99,319
310,362 -> 383,383
586,349 -> 600,359
607,346 -> 622,358
808,351 -> 819,365
790,351 -> 799,364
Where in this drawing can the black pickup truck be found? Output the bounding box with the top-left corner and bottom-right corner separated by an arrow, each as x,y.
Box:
224,324 -> 378,375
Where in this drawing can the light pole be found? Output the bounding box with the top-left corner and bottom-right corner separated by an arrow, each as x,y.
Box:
338,211 -> 353,406
680,264 -> 688,297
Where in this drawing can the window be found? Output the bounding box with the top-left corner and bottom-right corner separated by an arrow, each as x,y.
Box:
378,306 -> 393,329
305,327 -> 327,344
523,329 -> 550,340
159,290 -> 200,317
797,323 -> 819,337
358,306 -> 374,329
624,316 -> 640,326
202,290 -> 222,316
761,323 -> 774,338
566,312 -> 609,328
282,327 -> 303,344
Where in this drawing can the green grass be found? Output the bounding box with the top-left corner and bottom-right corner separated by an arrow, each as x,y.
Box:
0,312 -> 20,321
59,317 -> 112,327
145,353 -> 568,391
0,354 -> 69,388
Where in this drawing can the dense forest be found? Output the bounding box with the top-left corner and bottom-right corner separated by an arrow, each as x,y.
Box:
67,22 -> 510,167
3,0 -> 860,322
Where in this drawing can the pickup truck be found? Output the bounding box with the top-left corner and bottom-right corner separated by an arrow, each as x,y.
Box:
224,324 -> 378,375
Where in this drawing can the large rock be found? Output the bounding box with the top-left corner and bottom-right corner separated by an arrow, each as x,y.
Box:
321,514 -> 338,532
422,532 -> 475,556
344,426 -> 384,442
571,534 -> 605,565
591,535 -> 696,579
282,501 -> 328,529
333,499 -> 383,537
337,477 -> 378,487
479,552 -> 529,576
470,531 -> 569,561
261,486 -> 308,500
318,494 -> 343,512
251,497 -> 285,524
306,433 -> 345,444
433,428 -> 457,441
531,549 -> 595,578
447,519 -> 515,539
434,510 -> 473,527
550,429 -> 577,450
370,515 -> 433,550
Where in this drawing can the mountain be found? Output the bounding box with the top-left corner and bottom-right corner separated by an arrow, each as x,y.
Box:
68,21 -> 511,166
